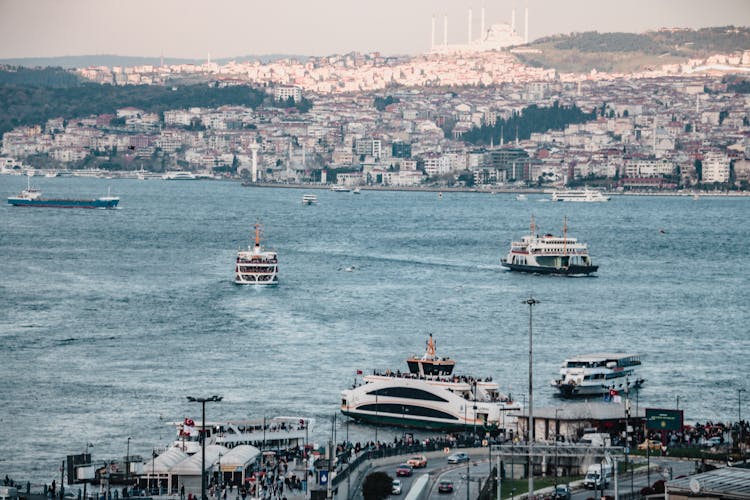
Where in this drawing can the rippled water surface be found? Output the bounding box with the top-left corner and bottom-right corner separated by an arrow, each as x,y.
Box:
1,176 -> 748,481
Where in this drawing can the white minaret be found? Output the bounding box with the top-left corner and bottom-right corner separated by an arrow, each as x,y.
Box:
481,5 -> 485,40
524,6 -> 529,44
302,143 -> 306,167
468,8 -> 473,44
512,8 -> 516,33
431,15 -> 436,50
443,14 -> 448,48
249,143 -> 259,183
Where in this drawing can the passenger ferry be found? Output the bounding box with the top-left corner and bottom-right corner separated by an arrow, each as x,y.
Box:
551,188 -> 610,202
501,216 -> 598,276
163,171 -> 197,180
302,194 -> 318,205
234,224 -> 279,285
171,416 -> 314,454
551,353 -> 644,398
340,334 -> 520,433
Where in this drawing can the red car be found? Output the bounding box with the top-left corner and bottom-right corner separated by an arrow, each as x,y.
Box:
438,480 -> 454,493
396,463 -> 413,477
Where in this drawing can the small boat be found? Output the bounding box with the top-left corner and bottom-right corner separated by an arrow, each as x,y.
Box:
330,185 -> 350,192
302,194 -> 317,205
340,334 -> 520,431
500,216 -> 598,275
353,187 -> 361,194
234,223 -> 279,286
551,354 -> 644,398
7,178 -> 119,209
516,194 -> 528,201
551,188 -> 610,202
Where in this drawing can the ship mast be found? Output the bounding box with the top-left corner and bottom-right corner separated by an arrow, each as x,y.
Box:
530,214 -> 536,237
254,223 -> 261,252
563,216 -> 567,256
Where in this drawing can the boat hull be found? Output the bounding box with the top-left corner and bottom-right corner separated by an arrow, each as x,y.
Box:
340,409 -> 493,432
554,378 -> 644,398
501,261 -> 598,276
8,198 -> 119,209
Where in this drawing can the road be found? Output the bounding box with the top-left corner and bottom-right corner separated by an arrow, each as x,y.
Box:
570,459 -> 696,500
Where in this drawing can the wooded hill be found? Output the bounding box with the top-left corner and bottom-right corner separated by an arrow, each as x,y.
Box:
516,26 -> 750,73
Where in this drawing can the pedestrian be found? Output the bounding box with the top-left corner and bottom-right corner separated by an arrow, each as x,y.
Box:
180,484 -> 185,500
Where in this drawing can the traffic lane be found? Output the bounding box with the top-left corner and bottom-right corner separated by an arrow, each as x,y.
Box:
427,460 -> 491,500
571,459 -> 697,500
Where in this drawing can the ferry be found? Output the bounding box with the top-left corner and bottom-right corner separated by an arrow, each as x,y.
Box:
551,188 -> 610,202
234,224 -> 279,286
551,353 -> 644,398
8,180 -> 119,209
330,185 -> 350,192
340,334 -> 520,433
500,216 -> 598,276
171,416 -> 313,454
163,171 -> 197,180
302,194 -> 318,205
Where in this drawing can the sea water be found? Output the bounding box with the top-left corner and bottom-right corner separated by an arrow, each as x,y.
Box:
0,175 -> 748,481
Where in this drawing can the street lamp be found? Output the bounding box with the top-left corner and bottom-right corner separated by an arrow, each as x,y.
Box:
126,437 -> 132,486
187,395 -> 223,500
739,388 -> 746,422
523,297 -> 539,500
554,408 -> 562,489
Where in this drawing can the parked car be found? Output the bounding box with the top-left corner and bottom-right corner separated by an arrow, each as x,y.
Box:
396,463 -> 413,477
447,452 -> 470,464
391,479 -> 402,495
638,439 -> 662,451
552,485 -> 571,500
407,455 -> 427,468
704,436 -> 723,447
438,480 -> 454,493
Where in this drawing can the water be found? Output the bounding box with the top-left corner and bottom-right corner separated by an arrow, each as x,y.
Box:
1,176 -> 748,482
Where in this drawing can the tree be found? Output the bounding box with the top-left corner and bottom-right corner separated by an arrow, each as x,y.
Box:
362,472 -> 392,500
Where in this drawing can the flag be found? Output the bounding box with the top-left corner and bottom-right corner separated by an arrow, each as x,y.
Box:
356,369 -> 363,375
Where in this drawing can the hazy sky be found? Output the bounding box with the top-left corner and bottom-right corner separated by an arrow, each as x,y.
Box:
1,0 -> 748,59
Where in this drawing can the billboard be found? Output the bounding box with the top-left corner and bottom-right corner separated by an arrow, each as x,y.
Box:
645,408 -> 683,431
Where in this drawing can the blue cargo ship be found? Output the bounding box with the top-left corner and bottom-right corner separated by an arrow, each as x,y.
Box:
8,182 -> 119,209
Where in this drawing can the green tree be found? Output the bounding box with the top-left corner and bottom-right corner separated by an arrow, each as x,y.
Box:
362,472 -> 392,500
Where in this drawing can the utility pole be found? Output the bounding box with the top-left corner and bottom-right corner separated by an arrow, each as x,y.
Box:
187,395 -> 223,500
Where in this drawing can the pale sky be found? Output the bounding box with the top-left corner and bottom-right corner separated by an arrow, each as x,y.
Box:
0,0 -> 748,60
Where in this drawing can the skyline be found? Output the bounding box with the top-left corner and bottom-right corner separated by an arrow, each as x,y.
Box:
0,0 -> 749,60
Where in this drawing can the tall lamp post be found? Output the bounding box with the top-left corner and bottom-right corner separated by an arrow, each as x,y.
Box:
187,395 -> 223,500
554,408 -> 561,489
740,388 -> 747,453
523,297 -> 539,500
126,437 -> 132,486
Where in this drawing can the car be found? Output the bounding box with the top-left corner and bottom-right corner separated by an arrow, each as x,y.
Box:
391,479 -> 402,495
396,463 -> 413,477
638,439 -> 662,451
447,452 -> 470,464
552,485 -> 571,500
704,436 -> 723,447
438,480 -> 454,493
407,455 -> 427,468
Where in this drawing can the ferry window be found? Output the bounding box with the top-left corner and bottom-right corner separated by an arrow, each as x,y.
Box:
368,387 -> 448,402
359,403 -> 458,420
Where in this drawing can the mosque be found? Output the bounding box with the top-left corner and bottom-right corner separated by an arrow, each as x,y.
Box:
429,5 -> 528,54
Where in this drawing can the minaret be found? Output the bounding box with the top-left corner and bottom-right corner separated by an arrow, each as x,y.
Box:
524,5 -> 529,44
481,5 -> 485,40
695,94 -> 700,113
431,15 -> 436,50
302,143 -> 306,167
468,8 -> 473,44
249,142 -> 259,183
512,8 -> 516,33
207,52 -> 211,66
443,14 -> 448,48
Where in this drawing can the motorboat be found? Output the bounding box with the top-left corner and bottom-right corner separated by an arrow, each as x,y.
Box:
340,334 -> 520,432
501,216 -> 598,275
551,354 -> 644,398
302,194 -> 318,205
234,224 -> 279,285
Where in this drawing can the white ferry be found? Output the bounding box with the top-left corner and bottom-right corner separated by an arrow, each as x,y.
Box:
171,416 -> 313,454
340,334 -> 520,433
163,171 -> 197,180
234,224 -> 279,285
501,216 -> 598,276
330,185 -> 350,192
551,354 -> 644,398
551,188 -> 610,202
302,194 -> 317,205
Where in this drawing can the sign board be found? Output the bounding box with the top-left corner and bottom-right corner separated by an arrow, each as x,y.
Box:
318,470 -> 328,486
645,408 -> 683,431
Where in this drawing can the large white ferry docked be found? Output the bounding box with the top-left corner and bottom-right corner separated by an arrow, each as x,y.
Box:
234,224 -> 279,285
551,188 -> 610,202
551,353 -> 644,398
501,216 -> 598,275
340,334 -> 520,433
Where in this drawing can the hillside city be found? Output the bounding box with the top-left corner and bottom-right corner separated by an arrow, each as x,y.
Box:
2,36 -> 750,191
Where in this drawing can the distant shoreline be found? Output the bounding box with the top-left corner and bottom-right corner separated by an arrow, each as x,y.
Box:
242,182 -> 750,197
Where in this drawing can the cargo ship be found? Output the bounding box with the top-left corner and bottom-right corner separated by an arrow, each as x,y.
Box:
8,180 -> 119,209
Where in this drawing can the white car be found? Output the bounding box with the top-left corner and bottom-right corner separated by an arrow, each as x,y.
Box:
392,479 -> 402,495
